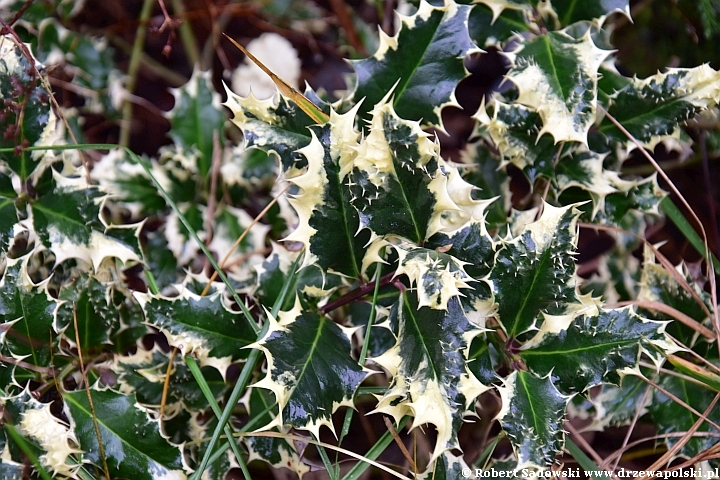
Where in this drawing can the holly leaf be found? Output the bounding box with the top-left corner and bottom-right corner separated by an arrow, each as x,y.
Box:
224,87 -> 316,172
489,203 -> 582,340
496,370 -> 569,468
599,65 -> 720,145
0,258 -> 57,369
394,244 -> 473,311
475,101 -> 559,182
460,142 -> 510,227
372,293 -> 487,461
282,114 -> 372,278
243,388 -> 309,477
31,174 -> 141,269
135,286 -> 256,378
549,0 -> 631,27
54,276 -> 122,351
65,389 -> 187,480
252,298 -> 368,437
350,0 -> 477,128
168,70 -> 225,176
519,308 -> 672,394
506,29 -> 610,144
581,376 -> 651,430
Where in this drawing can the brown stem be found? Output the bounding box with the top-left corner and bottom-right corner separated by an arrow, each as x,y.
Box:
320,271 -> 397,314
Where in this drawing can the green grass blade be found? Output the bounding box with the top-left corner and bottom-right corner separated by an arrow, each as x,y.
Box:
4,423 -> 53,480
661,197 -> 720,275
565,437 -> 606,480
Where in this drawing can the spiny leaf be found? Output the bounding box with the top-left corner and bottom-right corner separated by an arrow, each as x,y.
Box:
372,293 -> 487,461
0,197 -> 17,254
224,86 -> 316,172
489,203 -> 582,339
31,173 -> 142,269
350,0 -> 478,128
579,375 -> 651,430
599,65 -> 720,145
65,389 -> 187,480
469,4 -> 530,48
394,243 -> 473,311
496,370 -> 569,468
417,451 -> 471,480
282,114 -> 371,277
506,29 -> 610,144
0,257 -> 57,369
519,308 -> 673,394
251,298 -> 368,438
135,286 -> 256,379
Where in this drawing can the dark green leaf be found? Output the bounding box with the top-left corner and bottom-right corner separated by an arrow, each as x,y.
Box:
55,276 -> 121,350
0,198 -> 17,254
418,451 -> 471,479
460,143 -> 510,227
497,370 -> 569,468
373,293 -> 487,461
253,299 -> 367,437
489,204 -> 582,339
350,0 -> 476,127
65,389 -> 186,480
519,308 -> 670,393
0,258 -> 57,369
137,286 -> 256,377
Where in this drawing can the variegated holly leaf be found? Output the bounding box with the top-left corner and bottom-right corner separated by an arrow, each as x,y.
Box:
185,413 -> 233,480
394,244 -> 473,311
576,375 -> 651,431
251,298 -> 367,437
519,308 -> 672,394
473,0 -> 537,21
373,294 -> 487,461
54,276 -> 122,351
350,0 -> 477,128
112,345 -> 228,411
467,336 -> 499,385
496,370 -> 570,469
649,375 -> 720,464
65,389 -> 187,480
599,65 -> 720,146
167,70 -> 225,176
0,257 -> 57,369
135,286 -> 256,378
2,388 -> 83,477
31,173 -> 142,269
554,150 -> 617,217
243,387 -> 309,477
348,101 -> 481,244
424,221 -> 497,326
489,203 -> 582,340
418,451 -> 471,480
469,4 -> 530,48
549,0 -> 630,27
224,86 -> 317,172
505,29 -> 610,144
475,101 -> 560,181
282,114 -> 372,278
0,39 -> 57,181
594,175 -> 665,226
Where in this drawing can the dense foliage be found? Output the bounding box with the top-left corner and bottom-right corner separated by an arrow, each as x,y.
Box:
0,0 -> 719,479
